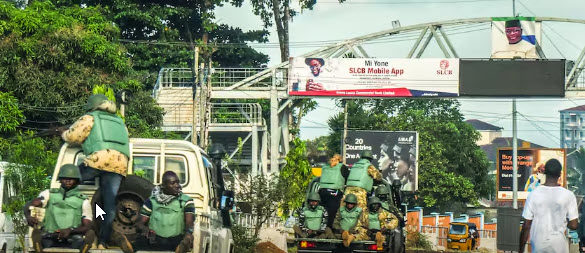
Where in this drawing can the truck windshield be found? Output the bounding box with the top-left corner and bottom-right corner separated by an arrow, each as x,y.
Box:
449,224 -> 467,235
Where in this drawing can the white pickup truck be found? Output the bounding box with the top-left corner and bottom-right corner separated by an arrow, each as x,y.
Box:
0,138 -> 235,253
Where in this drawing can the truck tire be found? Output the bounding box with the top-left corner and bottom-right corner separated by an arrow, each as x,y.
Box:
92,175 -> 154,243
388,230 -> 404,253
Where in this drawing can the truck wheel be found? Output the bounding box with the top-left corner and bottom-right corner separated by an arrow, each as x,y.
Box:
92,175 -> 154,243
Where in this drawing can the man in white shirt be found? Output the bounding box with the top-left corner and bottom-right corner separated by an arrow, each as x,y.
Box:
520,159 -> 579,253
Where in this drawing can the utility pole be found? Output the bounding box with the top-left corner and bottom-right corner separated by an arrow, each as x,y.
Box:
512,99 -> 518,209
192,47 -> 199,145
342,100 -> 348,164
512,0 -> 516,17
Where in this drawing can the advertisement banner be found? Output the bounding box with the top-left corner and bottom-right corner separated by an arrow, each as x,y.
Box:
497,148 -> 566,201
491,17 -> 542,59
288,58 -> 459,97
346,130 -> 419,191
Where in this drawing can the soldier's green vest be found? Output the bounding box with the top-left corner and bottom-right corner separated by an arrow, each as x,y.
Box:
381,202 -> 390,212
339,206 -> 362,231
82,111 -> 130,158
43,187 -> 86,233
303,206 -> 325,231
149,194 -> 191,238
320,164 -> 344,190
368,212 -> 381,230
346,159 -> 374,191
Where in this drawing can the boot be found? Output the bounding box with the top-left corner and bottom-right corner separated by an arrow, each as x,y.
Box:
375,231 -> 384,249
342,230 -> 354,247
175,236 -> 191,253
111,232 -> 134,253
80,230 -> 96,253
32,229 -> 43,253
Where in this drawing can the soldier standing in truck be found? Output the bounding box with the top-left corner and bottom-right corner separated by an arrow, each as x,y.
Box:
342,150 -> 383,210
24,164 -> 96,253
61,94 -> 132,250
319,154 -> 349,228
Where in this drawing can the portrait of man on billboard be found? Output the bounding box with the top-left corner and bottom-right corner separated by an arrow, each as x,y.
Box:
304,58 -> 326,91
491,17 -> 540,59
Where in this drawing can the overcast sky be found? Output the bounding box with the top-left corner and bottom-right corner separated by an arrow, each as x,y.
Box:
215,0 -> 585,148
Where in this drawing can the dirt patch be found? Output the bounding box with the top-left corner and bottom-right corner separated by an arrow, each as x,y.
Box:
256,241 -> 287,253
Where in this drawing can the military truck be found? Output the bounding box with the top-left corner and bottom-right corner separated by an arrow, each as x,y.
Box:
293,178 -> 405,253
0,138 -> 234,253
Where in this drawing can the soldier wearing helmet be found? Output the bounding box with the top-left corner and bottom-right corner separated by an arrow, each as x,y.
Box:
355,197 -> 399,249
319,154 -> 349,229
61,94 -> 132,251
24,164 -> 95,253
293,192 -> 333,239
342,150 -> 383,211
332,194 -> 363,247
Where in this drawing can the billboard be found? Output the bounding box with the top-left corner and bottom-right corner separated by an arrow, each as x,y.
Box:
288,58 -> 459,97
497,148 -> 566,201
346,130 -> 419,191
459,59 -> 565,97
491,17 -> 542,59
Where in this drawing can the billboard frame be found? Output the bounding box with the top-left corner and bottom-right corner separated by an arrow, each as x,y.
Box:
496,147 -> 567,202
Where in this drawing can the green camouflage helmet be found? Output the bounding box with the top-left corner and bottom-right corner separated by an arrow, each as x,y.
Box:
58,164 -> 82,180
307,192 -> 321,202
344,194 -> 358,204
375,186 -> 390,195
85,94 -> 109,111
368,197 -> 382,206
360,150 -> 373,160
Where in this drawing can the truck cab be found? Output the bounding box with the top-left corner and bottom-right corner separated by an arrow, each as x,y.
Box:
34,138 -> 234,253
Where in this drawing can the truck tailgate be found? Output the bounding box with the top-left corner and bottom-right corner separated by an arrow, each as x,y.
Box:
295,238 -> 384,253
40,248 -> 174,253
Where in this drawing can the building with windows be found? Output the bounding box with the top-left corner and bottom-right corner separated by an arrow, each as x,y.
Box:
560,105 -> 585,149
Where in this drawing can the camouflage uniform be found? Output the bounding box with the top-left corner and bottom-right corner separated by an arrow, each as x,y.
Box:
341,164 -> 382,211
354,209 -> 399,241
62,101 -> 128,176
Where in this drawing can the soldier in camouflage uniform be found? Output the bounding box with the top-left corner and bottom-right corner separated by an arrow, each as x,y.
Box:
332,194 -> 363,247
293,193 -> 334,239
375,186 -> 403,221
341,150 -> 383,211
355,197 -> 399,249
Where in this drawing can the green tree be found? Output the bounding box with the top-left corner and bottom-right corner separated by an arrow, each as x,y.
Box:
0,92 -> 24,132
278,138 -> 313,215
326,99 -> 490,210
0,1 -> 131,129
236,174 -> 283,237
0,132 -> 56,251
305,135 -> 330,166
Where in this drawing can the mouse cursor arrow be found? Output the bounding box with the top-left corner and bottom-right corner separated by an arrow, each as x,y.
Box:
95,204 -> 106,221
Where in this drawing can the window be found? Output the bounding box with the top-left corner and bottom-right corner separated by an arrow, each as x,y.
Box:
202,156 -> 216,204
581,131 -> 585,141
565,130 -> 572,140
571,115 -> 577,124
133,156 -> 157,183
575,143 -> 579,148
164,156 -> 187,185
575,130 -> 579,139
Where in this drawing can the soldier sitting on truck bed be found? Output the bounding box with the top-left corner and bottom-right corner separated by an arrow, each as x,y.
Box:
342,150 -> 382,211
293,192 -> 334,239
134,171 -> 195,253
374,186 -> 403,221
24,164 -> 95,253
355,197 -> 399,249
332,194 -> 363,247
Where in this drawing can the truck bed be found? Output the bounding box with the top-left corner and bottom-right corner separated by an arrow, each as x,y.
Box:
38,248 -> 174,253
294,238 -> 387,253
